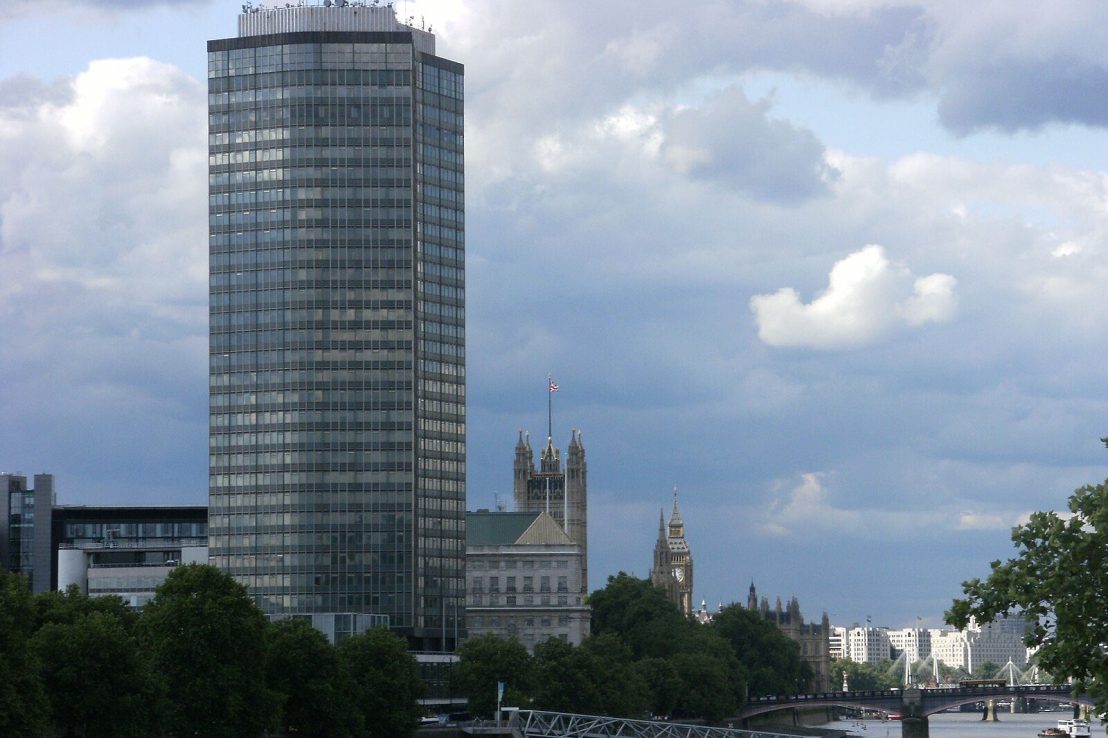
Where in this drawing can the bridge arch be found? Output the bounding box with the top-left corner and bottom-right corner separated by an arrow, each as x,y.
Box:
738,685 -> 1094,722
918,692 -> 1096,718
741,691 -> 903,720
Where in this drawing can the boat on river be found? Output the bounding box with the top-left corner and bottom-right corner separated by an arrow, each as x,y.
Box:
1041,719 -> 1091,737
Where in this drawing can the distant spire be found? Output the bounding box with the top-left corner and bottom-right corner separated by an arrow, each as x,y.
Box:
657,508 -> 666,540
669,485 -> 682,526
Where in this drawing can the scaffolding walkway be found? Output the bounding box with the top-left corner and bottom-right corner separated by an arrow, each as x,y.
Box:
511,710 -> 812,738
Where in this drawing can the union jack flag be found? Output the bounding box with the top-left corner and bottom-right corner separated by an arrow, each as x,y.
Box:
549,379 -> 559,393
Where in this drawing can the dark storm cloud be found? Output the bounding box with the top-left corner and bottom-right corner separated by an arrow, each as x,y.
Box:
937,57 -> 1108,134
461,0 -> 929,132
459,0 -> 1108,140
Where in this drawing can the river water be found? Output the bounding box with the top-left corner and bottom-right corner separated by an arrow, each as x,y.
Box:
836,712 -> 1100,738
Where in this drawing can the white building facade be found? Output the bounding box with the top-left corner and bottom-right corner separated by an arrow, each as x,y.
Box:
465,510 -> 589,650
833,615 -> 1029,676
845,626 -> 892,665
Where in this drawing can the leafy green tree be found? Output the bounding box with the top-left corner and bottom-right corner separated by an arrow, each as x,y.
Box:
830,659 -> 900,691
140,564 -> 274,738
0,571 -> 50,738
635,657 -> 682,717
337,627 -> 424,738
531,638 -> 592,713
589,573 -> 690,659
670,651 -> 738,722
34,585 -> 137,631
532,635 -> 648,717
712,604 -> 811,696
451,634 -> 532,717
578,634 -> 650,717
267,617 -> 357,738
33,609 -> 163,737
948,478 -> 1108,713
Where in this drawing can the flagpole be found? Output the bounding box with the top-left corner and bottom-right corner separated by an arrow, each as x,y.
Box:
547,373 -> 553,440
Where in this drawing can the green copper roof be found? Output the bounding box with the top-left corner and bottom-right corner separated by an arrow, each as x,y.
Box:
466,511 -> 540,546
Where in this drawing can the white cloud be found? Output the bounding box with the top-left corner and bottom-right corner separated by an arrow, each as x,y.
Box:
763,472 -> 1027,538
956,512 -> 1011,531
749,245 -> 957,349
0,57 -> 206,303
0,57 -> 207,495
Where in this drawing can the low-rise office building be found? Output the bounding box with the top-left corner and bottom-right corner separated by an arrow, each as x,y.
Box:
465,509 -> 589,649
56,505 -> 208,607
1,473 -> 207,605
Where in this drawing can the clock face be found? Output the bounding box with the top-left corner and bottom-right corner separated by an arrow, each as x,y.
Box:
673,567 -> 685,582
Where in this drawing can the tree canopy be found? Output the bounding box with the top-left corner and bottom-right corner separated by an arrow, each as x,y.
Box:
141,564 -> 275,738
451,633 -> 533,717
830,658 -> 900,691
0,564 -> 431,737
0,570 -> 50,738
947,478 -> 1108,713
337,627 -> 424,738
712,604 -> 811,696
589,573 -> 689,660
267,617 -> 358,738
33,609 -> 162,737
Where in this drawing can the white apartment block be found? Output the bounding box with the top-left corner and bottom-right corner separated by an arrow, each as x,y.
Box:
835,615 -> 1027,676
929,628 -> 970,671
830,626 -> 847,660
846,626 -> 892,664
888,627 -> 932,663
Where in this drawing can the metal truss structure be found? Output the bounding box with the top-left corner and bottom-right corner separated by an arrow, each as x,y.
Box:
511,710 -> 806,738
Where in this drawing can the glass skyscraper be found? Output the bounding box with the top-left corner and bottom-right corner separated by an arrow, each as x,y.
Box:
207,4 -> 464,649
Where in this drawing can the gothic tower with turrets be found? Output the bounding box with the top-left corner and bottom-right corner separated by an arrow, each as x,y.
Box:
650,490 -> 694,616
513,429 -> 588,590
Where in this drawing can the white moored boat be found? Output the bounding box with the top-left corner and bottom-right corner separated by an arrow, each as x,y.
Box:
1051,719 -> 1091,738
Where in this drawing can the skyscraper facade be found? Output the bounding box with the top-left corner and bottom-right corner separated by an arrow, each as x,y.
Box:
208,4 -> 465,649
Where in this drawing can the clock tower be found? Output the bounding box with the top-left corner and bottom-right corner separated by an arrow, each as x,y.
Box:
650,489 -> 694,616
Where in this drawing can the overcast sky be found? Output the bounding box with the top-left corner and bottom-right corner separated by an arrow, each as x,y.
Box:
3,0 -> 1108,629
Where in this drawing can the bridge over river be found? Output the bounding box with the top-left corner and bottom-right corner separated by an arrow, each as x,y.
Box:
498,685 -> 1094,738
743,684 -> 1094,737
